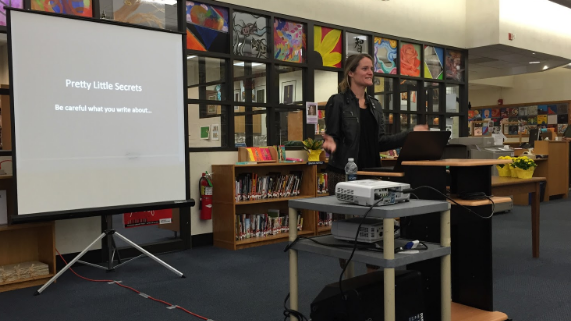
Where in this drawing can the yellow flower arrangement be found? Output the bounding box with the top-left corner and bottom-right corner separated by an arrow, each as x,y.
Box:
513,156 -> 537,171
497,155 -> 513,168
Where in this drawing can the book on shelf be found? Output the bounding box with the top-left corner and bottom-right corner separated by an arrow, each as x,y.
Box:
236,212 -> 304,240
235,171 -> 304,202
244,147 -> 273,161
317,171 -> 329,194
317,212 -> 333,227
274,145 -> 286,162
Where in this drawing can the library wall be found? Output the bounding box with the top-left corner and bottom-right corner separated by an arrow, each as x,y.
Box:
499,0 -> 571,60
469,68 -> 571,107
55,217 -> 102,254
466,0 -> 500,48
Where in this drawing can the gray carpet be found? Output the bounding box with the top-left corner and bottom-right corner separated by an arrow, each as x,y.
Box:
1,197 -> 571,321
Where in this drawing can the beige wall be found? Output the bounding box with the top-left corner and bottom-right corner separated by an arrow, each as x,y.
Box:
466,0 -> 500,48
499,0 -> 571,60
469,68 -> 571,107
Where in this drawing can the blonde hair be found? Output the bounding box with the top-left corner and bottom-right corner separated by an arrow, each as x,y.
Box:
339,54 -> 374,93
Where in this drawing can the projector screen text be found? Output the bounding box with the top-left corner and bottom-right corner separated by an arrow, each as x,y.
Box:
54,105 -> 152,114
65,79 -> 143,92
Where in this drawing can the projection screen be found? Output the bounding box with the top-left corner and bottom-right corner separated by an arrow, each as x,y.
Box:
8,10 -> 188,218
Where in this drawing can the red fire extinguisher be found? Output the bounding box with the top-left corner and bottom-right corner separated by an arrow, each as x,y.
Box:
199,171 -> 213,220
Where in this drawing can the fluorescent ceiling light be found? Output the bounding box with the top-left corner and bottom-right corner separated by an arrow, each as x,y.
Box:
233,62 -> 263,67
529,61 -> 540,64
187,55 -> 197,59
143,0 -> 177,5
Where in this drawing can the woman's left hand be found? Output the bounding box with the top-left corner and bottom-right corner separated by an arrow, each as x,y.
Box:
413,124 -> 429,131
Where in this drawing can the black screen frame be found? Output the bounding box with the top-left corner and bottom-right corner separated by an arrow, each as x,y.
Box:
6,8 -> 193,223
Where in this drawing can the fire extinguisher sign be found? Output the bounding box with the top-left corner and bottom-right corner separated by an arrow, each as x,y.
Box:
123,209 -> 173,228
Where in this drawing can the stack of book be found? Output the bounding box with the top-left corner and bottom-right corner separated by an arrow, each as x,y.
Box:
235,212 -> 304,240
0,261 -> 50,283
235,171 -> 303,201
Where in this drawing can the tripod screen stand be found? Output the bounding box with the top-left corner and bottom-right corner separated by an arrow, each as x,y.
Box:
36,228 -> 185,295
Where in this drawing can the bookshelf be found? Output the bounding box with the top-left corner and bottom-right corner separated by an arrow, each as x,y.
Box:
212,162 -> 317,250
0,222 -> 56,292
314,162 -> 332,235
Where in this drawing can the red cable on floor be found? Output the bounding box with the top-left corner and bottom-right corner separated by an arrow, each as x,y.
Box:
56,249 -> 210,321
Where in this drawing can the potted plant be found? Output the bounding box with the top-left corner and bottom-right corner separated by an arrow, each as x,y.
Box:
496,156 -> 512,177
302,138 -> 324,162
513,156 -> 537,179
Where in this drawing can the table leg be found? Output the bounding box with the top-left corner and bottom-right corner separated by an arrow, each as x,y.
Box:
383,218 -> 395,321
288,208 -> 299,321
344,261 -> 355,279
441,210 -> 451,321
532,183 -> 540,258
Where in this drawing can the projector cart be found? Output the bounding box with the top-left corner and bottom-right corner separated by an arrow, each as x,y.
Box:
287,196 -> 452,321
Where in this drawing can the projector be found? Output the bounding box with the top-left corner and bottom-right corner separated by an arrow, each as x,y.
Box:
332,218 -> 400,243
335,180 -> 411,206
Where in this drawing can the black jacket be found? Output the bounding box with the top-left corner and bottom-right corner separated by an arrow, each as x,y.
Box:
325,91 -> 409,171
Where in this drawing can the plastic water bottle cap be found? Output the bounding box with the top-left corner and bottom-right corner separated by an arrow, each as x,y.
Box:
348,158 -> 354,162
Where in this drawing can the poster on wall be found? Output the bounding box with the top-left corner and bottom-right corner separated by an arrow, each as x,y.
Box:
314,26 -> 342,68
211,124 -> 220,141
445,50 -> 464,81
200,126 -> 210,139
123,209 -> 172,228
346,32 -> 368,57
186,1 -> 229,52
274,18 -> 305,63
233,11 -> 268,58
373,37 -> 397,74
400,42 -> 421,77
306,102 -> 318,124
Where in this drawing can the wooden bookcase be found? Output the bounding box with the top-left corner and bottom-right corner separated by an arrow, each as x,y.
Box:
0,221 -> 56,292
314,162 -> 332,235
212,162 -> 318,250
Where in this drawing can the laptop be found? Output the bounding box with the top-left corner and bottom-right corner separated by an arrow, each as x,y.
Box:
364,131 -> 452,172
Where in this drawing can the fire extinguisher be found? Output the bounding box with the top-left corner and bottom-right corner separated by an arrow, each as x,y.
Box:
199,171 -> 213,220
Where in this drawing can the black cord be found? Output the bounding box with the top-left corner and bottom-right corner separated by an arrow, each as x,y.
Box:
337,197 -> 385,300
404,185 -> 496,219
285,235 -> 428,254
283,293 -> 309,321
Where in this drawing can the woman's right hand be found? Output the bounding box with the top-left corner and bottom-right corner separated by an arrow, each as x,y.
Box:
322,134 -> 337,153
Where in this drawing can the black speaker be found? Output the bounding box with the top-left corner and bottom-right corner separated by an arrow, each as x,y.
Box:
310,270 -> 426,321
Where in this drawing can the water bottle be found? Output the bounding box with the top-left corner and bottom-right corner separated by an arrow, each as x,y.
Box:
345,158 -> 358,181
